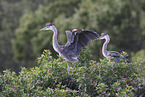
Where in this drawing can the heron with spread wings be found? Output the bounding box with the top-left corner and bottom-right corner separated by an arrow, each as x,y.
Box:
99,33 -> 130,63
39,23 -> 99,74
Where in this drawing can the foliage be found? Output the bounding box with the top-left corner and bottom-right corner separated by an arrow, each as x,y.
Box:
1,0 -> 145,79
69,0 -> 145,59
132,49 -> 145,62
0,0 -> 46,72
13,0 -> 81,67
1,0 -> 144,96
0,50 -> 144,96
12,0 -> 145,70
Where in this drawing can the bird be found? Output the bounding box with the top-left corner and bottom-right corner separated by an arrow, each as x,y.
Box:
39,23 -> 99,74
99,33 -> 130,63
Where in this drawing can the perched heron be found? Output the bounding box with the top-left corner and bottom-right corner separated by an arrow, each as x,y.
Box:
99,33 -> 129,63
39,23 -> 99,74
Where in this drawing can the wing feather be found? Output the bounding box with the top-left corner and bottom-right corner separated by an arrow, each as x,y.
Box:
65,29 -> 99,55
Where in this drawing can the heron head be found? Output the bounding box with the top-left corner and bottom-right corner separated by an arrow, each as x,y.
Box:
99,33 -> 109,39
39,23 -> 54,31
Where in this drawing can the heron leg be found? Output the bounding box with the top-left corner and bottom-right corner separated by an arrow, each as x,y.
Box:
66,61 -> 70,75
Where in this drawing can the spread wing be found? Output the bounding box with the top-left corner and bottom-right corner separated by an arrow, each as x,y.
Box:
65,29 -> 99,55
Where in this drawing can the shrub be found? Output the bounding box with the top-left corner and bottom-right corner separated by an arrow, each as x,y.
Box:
0,50 -> 144,96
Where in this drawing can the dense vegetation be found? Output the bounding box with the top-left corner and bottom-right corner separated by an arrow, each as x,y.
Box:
0,0 -> 145,96
0,50 -> 145,96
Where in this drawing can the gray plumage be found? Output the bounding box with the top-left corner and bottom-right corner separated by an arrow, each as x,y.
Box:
99,33 -> 130,63
39,23 -> 99,74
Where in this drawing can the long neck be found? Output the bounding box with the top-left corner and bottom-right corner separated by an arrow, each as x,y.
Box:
102,37 -> 110,57
51,25 -> 60,53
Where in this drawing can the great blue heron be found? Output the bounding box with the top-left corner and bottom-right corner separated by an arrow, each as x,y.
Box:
99,33 -> 129,63
39,23 -> 99,74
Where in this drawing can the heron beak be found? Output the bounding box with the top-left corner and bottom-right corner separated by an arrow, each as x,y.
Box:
39,26 -> 49,31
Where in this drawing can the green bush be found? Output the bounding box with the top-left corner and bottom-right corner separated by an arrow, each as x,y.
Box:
0,50 -> 144,96
132,49 -> 145,62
